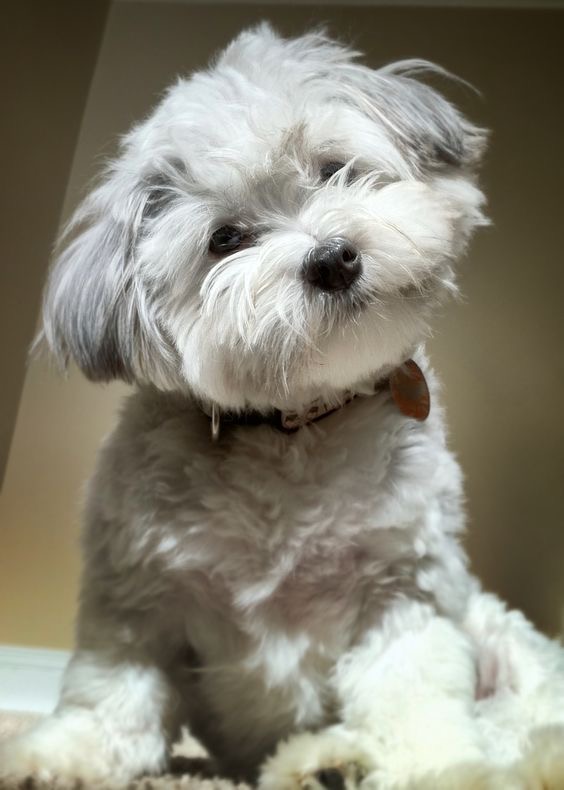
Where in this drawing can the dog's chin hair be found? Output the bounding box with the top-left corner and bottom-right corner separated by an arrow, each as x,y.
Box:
194,245 -> 452,411
183,299 -> 432,414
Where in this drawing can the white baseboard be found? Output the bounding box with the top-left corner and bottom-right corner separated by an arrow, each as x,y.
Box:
0,645 -> 71,713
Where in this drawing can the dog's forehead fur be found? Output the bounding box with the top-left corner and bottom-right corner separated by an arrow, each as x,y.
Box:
123,24 -> 482,199
128,76 -> 406,206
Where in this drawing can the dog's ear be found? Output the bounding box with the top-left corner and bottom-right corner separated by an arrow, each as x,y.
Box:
335,59 -> 488,173
38,165 -> 173,383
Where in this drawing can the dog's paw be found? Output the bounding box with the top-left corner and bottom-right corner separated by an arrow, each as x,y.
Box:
258,728 -> 376,790
0,712 -> 166,787
0,741 -> 99,785
357,760 -> 523,790
0,727 -> 112,786
518,725 -> 564,789
408,761 -> 525,790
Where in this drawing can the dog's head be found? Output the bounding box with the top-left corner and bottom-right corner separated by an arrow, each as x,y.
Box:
41,25 -> 487,411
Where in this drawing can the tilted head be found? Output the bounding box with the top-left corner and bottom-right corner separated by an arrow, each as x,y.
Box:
41,24 -> 487,412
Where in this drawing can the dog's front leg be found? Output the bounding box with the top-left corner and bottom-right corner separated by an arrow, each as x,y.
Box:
260,601 -> 517,790
334,600 -> 495,788
0,646 -> 179,784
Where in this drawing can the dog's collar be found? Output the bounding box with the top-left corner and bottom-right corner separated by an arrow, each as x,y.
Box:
205,359 -> 430,441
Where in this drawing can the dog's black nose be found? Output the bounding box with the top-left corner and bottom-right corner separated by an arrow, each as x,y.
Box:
303,238 -> 361,292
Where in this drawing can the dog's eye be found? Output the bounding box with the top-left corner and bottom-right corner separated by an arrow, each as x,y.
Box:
320,161 -> 346,181
209,225 -> 244,255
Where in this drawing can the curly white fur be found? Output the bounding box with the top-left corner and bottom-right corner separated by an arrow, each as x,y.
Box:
2,24 -> 563,790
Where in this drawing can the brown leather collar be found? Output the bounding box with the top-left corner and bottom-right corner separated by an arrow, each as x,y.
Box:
207,359 -> 430,441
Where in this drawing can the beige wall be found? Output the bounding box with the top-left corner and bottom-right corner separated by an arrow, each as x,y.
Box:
1,3 -> 563,649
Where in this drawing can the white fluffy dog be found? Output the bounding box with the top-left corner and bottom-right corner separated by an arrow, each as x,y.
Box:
2,25 -> 564,790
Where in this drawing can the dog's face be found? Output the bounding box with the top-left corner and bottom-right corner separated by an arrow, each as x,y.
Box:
42,25 -> 487,410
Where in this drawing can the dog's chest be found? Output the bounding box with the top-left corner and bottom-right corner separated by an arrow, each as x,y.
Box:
136,399 -> 421,647
176,435 -> 376,637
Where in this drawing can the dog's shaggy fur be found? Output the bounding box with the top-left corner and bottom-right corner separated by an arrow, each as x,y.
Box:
1,25 -> 564,789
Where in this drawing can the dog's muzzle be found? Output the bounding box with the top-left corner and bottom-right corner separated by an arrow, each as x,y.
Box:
302,237 -> 361,292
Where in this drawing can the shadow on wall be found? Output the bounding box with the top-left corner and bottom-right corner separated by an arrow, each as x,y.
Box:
0,0 -> 110,488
